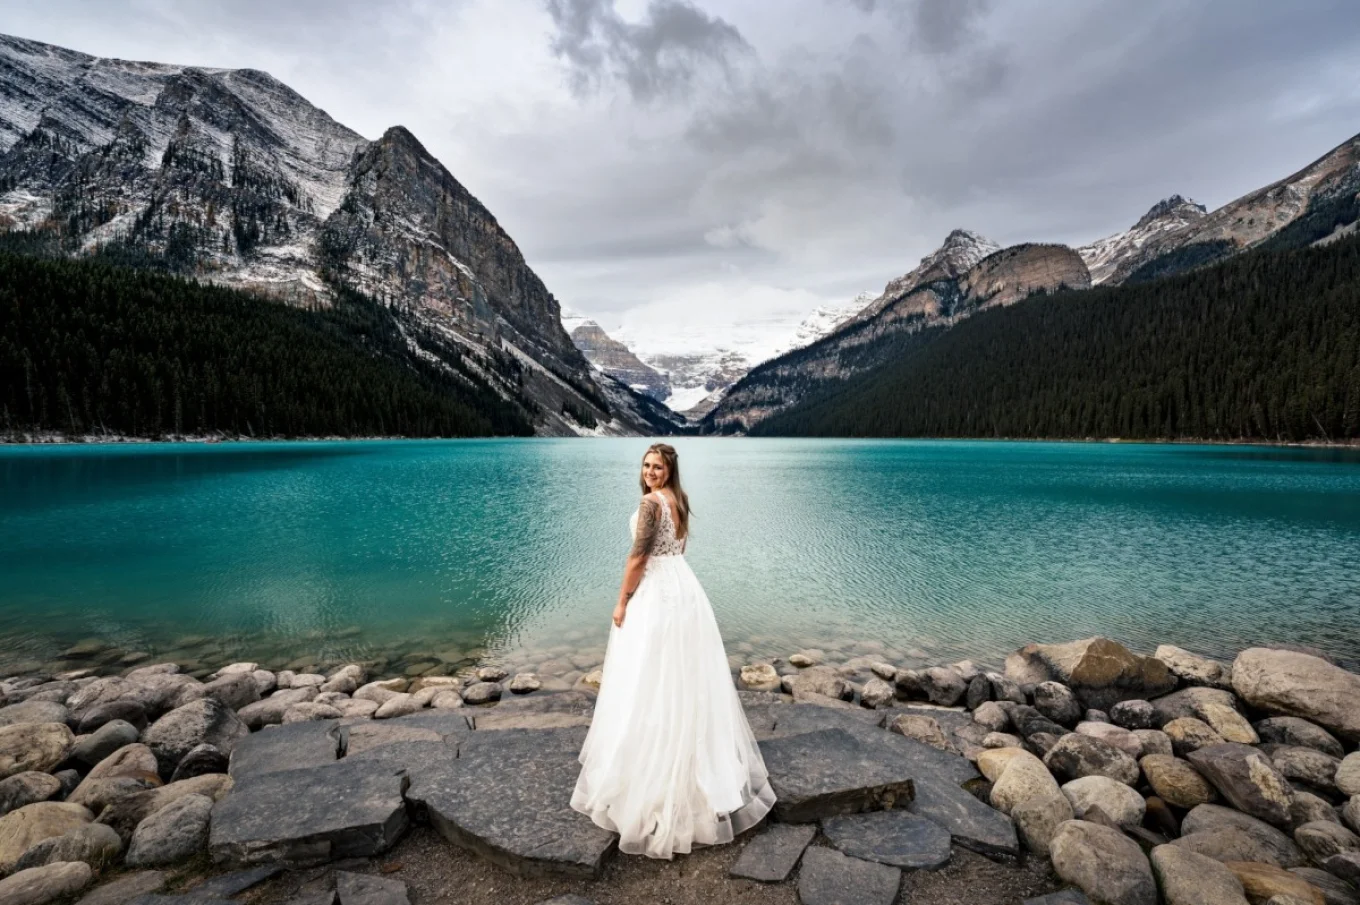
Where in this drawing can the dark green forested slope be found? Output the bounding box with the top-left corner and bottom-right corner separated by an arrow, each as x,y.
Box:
752,235 -> 1360,442
0,252 -> 534,439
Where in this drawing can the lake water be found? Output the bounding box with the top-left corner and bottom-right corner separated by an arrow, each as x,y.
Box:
2,438 -> 1359,679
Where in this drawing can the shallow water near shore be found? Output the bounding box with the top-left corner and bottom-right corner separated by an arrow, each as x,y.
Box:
2,437 -> 1359,678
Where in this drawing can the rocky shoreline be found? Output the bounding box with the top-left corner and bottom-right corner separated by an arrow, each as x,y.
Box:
0,638 -> 1357,905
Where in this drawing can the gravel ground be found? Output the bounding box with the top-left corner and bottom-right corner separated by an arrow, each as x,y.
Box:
236,824 -> 1065,905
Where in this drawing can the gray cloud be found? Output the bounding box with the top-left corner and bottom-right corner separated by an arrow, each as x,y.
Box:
545,0 -> 751,100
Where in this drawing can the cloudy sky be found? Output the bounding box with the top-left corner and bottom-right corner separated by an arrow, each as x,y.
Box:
8,0 -> 1360,356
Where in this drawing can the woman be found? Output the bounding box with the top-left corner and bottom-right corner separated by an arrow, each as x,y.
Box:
569,442 -> 777,859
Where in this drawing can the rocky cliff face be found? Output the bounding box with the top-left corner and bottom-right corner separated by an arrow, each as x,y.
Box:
0,33 -> 677,437
569,321 -> 670,400
704,235 -> 1093,434
1078,195 -> 1207,285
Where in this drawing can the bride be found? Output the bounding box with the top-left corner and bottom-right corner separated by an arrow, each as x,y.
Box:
569,442 -> 777,859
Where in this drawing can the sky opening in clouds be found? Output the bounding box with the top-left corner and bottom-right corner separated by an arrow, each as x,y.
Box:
6,0 -> 1360,357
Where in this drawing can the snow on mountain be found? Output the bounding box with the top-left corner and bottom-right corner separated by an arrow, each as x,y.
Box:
1077,195 -> 1208,285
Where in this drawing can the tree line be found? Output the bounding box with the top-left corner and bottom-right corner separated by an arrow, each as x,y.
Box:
751,234 -> 1360,443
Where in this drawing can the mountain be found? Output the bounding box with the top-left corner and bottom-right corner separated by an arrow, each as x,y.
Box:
1077,195 -> 1207,285
568,320 -> 670,401
1090,134 -> 1360,285
0,33 -> 679,438
750,233 -> 1360,444
702,232 -> 1088,433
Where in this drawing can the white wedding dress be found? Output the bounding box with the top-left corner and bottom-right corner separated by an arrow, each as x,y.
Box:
570,491 -> 777,859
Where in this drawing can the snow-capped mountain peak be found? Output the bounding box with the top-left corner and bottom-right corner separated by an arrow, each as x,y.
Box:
1078,195 -> 1208,285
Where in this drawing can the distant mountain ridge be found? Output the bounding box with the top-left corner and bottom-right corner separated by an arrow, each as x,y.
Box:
703,129 -> 1360,434
0,33 -> 680,438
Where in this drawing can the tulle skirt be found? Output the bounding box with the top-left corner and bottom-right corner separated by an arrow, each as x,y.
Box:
570,553 -> 777,859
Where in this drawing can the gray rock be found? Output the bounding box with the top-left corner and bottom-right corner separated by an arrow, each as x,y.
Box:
1289,866 -> 1359,905
1075,721 -> 1144,759
1165,717 -> 1229,755
883,714 -> 954,753
966,674 -> 992,711
0,700 -> 70,729
0,773 -> 62,818
1044,733 -> 1140,786
1325,852 -> 1360,886
184,864 -> 284,898
75,701 -> 148,736
1006,638 -> 1175,711
1133,729 -> 1174,758
1111,700 -> 1156,730
1061,775 -> 1146,829
1188,743 -> 1297,827
1155,645 -> 1234,690
1013,791 -> 1075,856
406,725 -> 614,878
729,822 -> 815,882
1182,803 -> 1305,867
1035,682 -> 1083,727
974,701 -> 1011,733
1233,648 -> 1360,744
796,845 -> 901,905
1271,746 -> 1343,796
169,744 -> 228,782
907,773 -> 1020,858
508,673 -> 542,695
1007,704 -> 1071,740
1150,687 -> 1243,726
1293,790 -> 1343,829
126,793 -> 213,867
1295,821 -> 1360,866
142,700 -> 249,777
859,678 -> 895,709
73,721 -> 141,767
757,728 -> 915,823
920,667 -> 966,706
1150,843 -> 1250,905
1140,754 -> 1218,809
54,770 -> 80,799
0,723 -> 76,779
124,896 -> 235,905
228,720 -> 340,780
1339,754 -> 1360,798
1023,893 -> 1092,905
1345,797 -> 1360,836
0,861 -> 94,905
1050,819 -> 1158,905
821,809 -> 951,869
335,871 -> 410,905
532,898 -> 594,905
1085,709 -> 1110,723
73,870 -> 166,905
14,823 -> 122,871
201,674 -> 260,713
990,750 -> 1064,816
236,687 -> 318,729
988,672 -> 1028,705
1257,718 -> 1346,759
209,755 -> 408,868
461,682 -> 502,705
0,801 -> 95,873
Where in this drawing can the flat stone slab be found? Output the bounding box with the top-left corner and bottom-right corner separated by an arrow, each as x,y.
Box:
797,845 -> 902,905
470,690 -> 596,720
766,704 -> 981,786
757,728 -> 916,823
187,864 -> 284,897
406,725 -> 617,879
335,870 -> 410,905
907,774 -> 1020,858
729,822 -> 817,882
345,710 -> 473,750
209,756 -> 409,867
822,809 -> 952,869
229,721 -> 341,780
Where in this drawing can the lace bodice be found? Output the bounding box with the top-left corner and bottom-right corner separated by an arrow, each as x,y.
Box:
629,492 -> 685,557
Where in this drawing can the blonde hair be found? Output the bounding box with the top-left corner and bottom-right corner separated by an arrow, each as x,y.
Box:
639,442 -> 692,539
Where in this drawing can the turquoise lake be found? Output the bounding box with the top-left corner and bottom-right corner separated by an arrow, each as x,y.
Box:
2,438 -> 1359,678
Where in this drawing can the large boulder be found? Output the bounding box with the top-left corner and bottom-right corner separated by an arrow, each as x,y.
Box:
1255,718 -> 1345,760
1188,743 -> 1296,827
1012,791 -> 1074,856
1231,649 -> 1360,744
0,861 -> 93,905
237,687 -> 319,729
1155,645 -> 1234,690
0,802 -> 94,874
0,701 -> 69,729
141,699 -> 249,776
1222,862 -> 1326,905
1268,747 -> 1341,797
95,774 -> 233,844
1005,638 -> 1175,710
1044,733 -> 1140,786
1050,819 -> 1158,905
1293,821 -> 1360,866
12,823 -> 122,872
125,793 -> 213,867
1139,755 -> 1218,809
1150,844 -> 1250,905
0,724 -> 75,780
0,774 -> 62,819
991,750 -> 1064,815
1034,683 -> 1083,726
1061,776 -> 1147,829
1337,753 -> 1360,798
1181,804 -> 1305,868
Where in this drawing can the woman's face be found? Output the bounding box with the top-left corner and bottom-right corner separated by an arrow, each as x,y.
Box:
642,452 -> 668,490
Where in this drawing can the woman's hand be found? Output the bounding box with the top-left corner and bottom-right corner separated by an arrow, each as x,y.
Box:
612,600 -> 628,628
